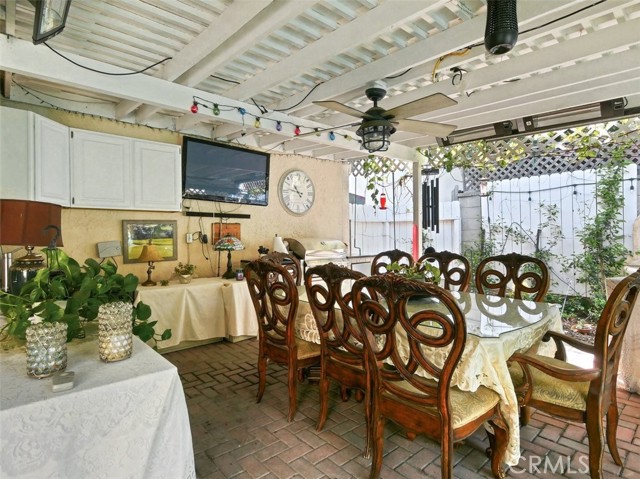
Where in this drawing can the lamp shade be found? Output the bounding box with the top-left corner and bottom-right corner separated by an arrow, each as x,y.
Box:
0,199 -> 63,247
29,0 -> 72,44
137,244 -> 164,262
214,235 -> 245,251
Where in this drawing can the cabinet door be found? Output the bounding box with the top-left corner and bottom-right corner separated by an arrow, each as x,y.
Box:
70,130 -> 132,209
34,116 -> 70,206
133,140 -> 181,211
0,107 -> 34,200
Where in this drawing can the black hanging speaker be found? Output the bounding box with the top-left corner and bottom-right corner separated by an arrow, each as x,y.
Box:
484,0 -> 518,55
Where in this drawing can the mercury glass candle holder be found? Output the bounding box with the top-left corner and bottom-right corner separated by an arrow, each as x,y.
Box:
98,301 -> 133,362
26,321 -> 68,378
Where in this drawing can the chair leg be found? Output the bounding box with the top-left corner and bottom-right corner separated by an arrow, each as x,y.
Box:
317,373 -> 329,431
586,413 -> 605,479
363,388 -> 371,459
606,392 -> 623,466
340,385 -> 351,401
369,414 -> 384,479
520,405 -> 532,427
287,364 -> 298,422
486,418 -> 508,479
440,425 -> 453,479
256,353 -> 267,403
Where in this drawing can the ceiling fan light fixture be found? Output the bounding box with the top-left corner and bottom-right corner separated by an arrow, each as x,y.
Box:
29,0 -> 72,44
356,119 -> 396,153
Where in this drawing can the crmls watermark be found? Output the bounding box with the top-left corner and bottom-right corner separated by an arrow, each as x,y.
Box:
512,455 -> 590,475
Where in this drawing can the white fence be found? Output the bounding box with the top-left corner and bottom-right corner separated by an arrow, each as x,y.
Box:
482,165 -> 637,295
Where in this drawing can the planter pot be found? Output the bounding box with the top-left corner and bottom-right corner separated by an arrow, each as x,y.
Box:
26,322 -> 68,378
98,301 -> 133,362
178,274 -> 192,284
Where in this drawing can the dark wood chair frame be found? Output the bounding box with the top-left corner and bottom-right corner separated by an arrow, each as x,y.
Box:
260,251 -> 302,286
417,250 -> 471,292
475,252 -> 550,301
510,268 -> 640,479
304,263 -> 373,457
245,259 -> 320,421
352,274 -> 508,479
370,249 -> 414,276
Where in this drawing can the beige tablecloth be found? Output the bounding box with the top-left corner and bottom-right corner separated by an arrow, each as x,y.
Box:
296,290 -> 562,466
606,277 -> 640,392
136,277 -> 257,350
0,336 -> 195,479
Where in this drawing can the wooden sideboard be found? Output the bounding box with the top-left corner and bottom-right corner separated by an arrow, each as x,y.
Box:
135,277 -> 258,352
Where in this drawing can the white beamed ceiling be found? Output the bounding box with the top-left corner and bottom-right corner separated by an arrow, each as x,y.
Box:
1,0 -> 639,163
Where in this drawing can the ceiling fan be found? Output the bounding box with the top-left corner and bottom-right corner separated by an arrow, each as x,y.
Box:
313,81 -> 457,153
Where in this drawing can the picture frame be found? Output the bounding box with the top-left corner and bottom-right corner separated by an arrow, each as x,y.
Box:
122,220 -> 177,264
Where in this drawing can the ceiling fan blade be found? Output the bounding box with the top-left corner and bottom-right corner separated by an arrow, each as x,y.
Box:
385,93 -> 457,119
395,119 -> 457,137
313,100 -> 366,118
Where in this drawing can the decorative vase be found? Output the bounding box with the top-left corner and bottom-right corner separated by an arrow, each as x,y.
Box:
178,274 -> 192,284
98,301 -> 133,362
26,322 -> 68,378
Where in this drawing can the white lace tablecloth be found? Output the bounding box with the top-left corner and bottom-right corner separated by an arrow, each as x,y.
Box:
135,277 -> 257,350
296,289 -> 562,467
606,277 -> 640,393
0,336 -> 195,479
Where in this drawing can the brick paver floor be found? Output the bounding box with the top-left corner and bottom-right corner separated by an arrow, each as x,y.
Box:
164,339 -> 640,479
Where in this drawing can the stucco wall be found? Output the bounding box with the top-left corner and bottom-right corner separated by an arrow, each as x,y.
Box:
2,101 -> 350,283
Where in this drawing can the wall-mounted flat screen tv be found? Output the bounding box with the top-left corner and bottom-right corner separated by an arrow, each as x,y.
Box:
182,137 -> 270,206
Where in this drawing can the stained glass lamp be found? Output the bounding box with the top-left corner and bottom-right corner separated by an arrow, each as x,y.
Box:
214,235 -> 245,279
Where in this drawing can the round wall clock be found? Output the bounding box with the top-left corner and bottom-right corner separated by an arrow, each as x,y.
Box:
278,169 -> 315,215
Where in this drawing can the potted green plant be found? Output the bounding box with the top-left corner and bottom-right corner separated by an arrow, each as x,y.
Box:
386,261 -> 442,284
174,262 -> 196,284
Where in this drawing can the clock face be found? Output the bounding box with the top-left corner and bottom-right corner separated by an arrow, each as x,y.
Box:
278,169 -> 315,215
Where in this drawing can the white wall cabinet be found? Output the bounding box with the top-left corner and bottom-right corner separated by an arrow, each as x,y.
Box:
70,130 -> 181,211
0,107 -> 70,206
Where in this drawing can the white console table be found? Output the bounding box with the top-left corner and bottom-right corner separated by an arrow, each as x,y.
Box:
135,277 -> 258,351
0,336 -> 195,479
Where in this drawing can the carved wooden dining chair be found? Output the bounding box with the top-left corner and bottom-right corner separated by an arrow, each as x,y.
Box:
352,274 -> 508,479
417,250 -> 471,292
260,251 -> 302,285
304,263 -> 373,456
245,259 -> 320,421
475,252 -> 550,301
509,268 -> 640,479
370,249 -> 414,275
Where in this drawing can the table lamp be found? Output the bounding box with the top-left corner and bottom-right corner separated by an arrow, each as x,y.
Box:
214,235 -> 245,279
0,199 -> 63,294
137,244 -> 164,286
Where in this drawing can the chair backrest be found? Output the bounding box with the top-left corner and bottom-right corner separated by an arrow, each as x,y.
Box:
245,259 -> 299,350
352,273 -> 466,411
260,251 -> 302,286
371,249 -> 414,276
417,250 -> 471,292
591,269 -> 640,400
304,263 -> 367,366
475,252 -> 549,301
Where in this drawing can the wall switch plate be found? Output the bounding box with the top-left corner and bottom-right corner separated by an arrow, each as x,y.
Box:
186,233 -> 193,243
97,241 -> 122,258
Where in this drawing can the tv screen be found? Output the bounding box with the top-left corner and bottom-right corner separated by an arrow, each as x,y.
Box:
182,137 -> 270,206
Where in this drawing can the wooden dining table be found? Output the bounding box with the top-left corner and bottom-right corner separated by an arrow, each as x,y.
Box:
295,286 -> 562,466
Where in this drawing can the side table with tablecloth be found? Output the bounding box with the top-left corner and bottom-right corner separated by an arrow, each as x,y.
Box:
0,335 -> 195,479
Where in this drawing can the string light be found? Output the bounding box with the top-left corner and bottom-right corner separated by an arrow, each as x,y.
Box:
315,128 -> 320,136
238,107 -> 246,116
276,121 -> 282,131
294,126 -> 301,136
631,180 -> 635,191
213,104 -> 220,115
190,101 -> 198,114
329,131 -> 335,141
254,117 -> 261,128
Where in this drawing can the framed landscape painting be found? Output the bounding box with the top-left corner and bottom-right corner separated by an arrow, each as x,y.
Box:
122,220 -> 177,264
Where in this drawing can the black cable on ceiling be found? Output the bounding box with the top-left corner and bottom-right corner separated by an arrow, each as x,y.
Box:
43,42 -> 171,76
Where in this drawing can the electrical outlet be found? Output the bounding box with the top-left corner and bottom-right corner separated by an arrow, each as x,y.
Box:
186,233 -> 193,243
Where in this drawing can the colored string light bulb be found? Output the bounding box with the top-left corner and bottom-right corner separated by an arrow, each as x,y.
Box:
190,101 -> 198,114
294,126 -> 301,136
213,104 -> 220,115
315,128 -> 320,136
276,121 -> 282,131
329,131 -> 336,141
238,107 -> 246,116
254,117 -> 261,128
